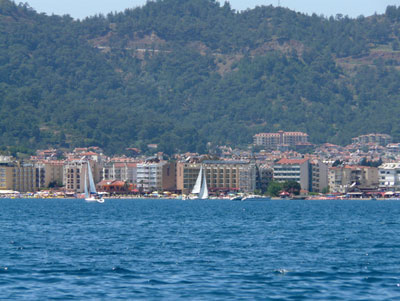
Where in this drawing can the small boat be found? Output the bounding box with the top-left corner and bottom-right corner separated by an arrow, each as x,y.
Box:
241,195 -> 270,201
84,161 -> 104,203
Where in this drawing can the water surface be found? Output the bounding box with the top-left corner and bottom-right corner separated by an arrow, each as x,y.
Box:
1,198 -> 400,300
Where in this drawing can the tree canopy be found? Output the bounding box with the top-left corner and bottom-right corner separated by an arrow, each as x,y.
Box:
1,0 -> 400,154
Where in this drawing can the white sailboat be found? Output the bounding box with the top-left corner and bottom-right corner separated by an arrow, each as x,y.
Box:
190,165 -> 209,199
84,161 -> 104,203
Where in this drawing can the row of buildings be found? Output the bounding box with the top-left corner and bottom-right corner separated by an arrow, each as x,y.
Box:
0,156 -> 261,195
3,153 -> 400,195
0,148 -> 351,195
254,132 -> 393,151
1,131 -> 399,196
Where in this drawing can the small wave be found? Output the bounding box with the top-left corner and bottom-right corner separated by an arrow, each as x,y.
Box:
111,266 -> 134,274
363,277 -> 384,283
147,279 -> 169,285
288,271 -> 333,278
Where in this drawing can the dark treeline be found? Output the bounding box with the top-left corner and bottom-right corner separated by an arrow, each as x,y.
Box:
1,0 -> 400,155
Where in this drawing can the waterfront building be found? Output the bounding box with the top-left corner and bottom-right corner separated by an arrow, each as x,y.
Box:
63,160 -> 101,193
254,131 -> 308,150
329,165 -> 379,193
0,163 -> 13,191
176,161 -> 255,195
238,163 -> 257,193
273,158 -> 310,191
256,166 -> 273,193
102,162 -> 137,183
136,161 -> 176,192
378,163 -> 400,190
311,161 -> 329,193
0,162 -> 38,192
352,134 -> 392,147
35,161 -> 64,188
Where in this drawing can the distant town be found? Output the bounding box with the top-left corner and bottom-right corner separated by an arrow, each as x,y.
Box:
1,131 -> 399,199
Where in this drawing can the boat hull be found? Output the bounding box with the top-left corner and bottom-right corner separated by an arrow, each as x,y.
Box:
85,197 -> 105,203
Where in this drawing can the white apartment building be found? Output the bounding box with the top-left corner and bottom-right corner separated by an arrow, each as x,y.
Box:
379,163 -> 400,190
273,158 -> 310,191
102,162 -> 137,183
136,162 -> 164,192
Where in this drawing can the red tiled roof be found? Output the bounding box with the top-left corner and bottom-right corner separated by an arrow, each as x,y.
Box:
83,152 -> 97,156
276,158 -> 308,165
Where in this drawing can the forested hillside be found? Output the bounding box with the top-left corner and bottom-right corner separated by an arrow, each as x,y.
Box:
1,0 -> 400,154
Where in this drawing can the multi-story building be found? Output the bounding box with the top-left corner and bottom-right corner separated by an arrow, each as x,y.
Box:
378,163 -> 400,191
35,161 -> 64,188
102,162 -> 137,183
64,160 -> 101,193
136,162 -> 176,192
329,165 -> 379,193
14,163 -> 37,192
0,162 -> 38,192
273,158 -> 310,191
238,163 -> 257,193
176,161 -> 256,194
254,131 -> 309,149
0,163 -> 13,191
352,134 -> 392,146
311,161 -> 329,193
256,166 -> 273,193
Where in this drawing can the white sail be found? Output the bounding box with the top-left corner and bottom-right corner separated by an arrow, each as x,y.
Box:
198,168 -> 208,199
85,161 -> 104,203
191,166 -> 203,194
87,162 -> 97,194
84,169 -> 89,199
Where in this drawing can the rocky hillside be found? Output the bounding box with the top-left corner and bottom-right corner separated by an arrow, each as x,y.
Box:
0,0 -> 400,155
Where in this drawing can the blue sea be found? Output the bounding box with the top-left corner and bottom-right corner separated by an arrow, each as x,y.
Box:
1,198 -> 400,300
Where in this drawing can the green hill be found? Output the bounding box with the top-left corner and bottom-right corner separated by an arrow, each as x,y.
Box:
1,0 -> 400,154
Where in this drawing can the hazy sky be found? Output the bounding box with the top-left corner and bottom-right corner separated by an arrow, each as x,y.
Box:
25,0 -> 398,20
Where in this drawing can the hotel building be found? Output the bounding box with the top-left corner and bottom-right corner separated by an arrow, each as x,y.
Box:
254,131 -> 309,149
0,162 -> 38,192
176,161 -> 257,195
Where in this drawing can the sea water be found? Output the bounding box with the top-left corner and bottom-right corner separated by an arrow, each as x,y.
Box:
1,198 -> 400,300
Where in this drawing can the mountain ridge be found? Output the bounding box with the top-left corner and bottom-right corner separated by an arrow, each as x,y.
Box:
1,0 -> 400,155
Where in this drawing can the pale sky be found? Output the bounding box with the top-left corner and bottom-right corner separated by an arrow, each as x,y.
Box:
25,0 -> 399,20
